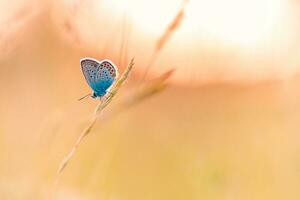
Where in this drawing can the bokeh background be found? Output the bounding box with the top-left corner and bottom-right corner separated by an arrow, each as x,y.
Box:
1,0 -> 300,199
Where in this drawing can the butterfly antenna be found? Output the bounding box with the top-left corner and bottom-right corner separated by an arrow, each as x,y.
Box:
78,93 -> 92,101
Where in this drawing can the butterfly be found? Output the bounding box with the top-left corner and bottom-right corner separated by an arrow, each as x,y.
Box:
79,58 -> 118,100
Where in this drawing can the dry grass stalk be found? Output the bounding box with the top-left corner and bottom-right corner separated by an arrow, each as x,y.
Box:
54,60 -> 174,200
141,0 -> 188,82
125,69 -> 174,106
84,69 -> 174,194
156,7 -> 185,51
57,58 -> 134,175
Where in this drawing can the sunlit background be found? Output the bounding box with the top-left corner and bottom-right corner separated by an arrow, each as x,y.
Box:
1,0 -> 300,199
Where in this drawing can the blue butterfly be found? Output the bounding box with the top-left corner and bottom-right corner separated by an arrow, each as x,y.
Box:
79,58 -> 118,100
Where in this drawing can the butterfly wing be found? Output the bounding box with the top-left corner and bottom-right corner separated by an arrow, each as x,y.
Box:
81,58 -> 118,97
81,58 -> 101,94
94,59 -> 118,94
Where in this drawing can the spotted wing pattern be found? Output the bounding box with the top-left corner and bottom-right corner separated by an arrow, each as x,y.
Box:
81,58 -> 118,97
100,60 -> 118,79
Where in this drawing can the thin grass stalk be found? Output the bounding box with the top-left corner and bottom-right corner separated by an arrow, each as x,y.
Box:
56,58 -> 134,178
79,69 -> 174,192
141,0 -> 188,82
52,63 -> 173,200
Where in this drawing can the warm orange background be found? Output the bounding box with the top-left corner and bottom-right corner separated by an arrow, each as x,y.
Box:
1,0 -> 300,199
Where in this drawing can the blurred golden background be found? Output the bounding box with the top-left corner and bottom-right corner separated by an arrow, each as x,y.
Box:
1,0 -> 300,199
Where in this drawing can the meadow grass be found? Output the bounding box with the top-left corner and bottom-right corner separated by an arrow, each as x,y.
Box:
57,58 -> 135,176
54,58 -> 174,199
55,1 -> 181,190
141,0 -> 188,82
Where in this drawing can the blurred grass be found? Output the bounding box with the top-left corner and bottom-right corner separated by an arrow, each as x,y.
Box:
2,75 -> 300,199
0,1 -> 300,200
57,58 -> 135,176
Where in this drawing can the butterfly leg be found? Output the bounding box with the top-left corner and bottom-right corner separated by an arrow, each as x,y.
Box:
78,93 -> 92,101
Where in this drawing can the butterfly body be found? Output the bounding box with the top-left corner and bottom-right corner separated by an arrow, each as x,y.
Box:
80,58 -> 118,98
